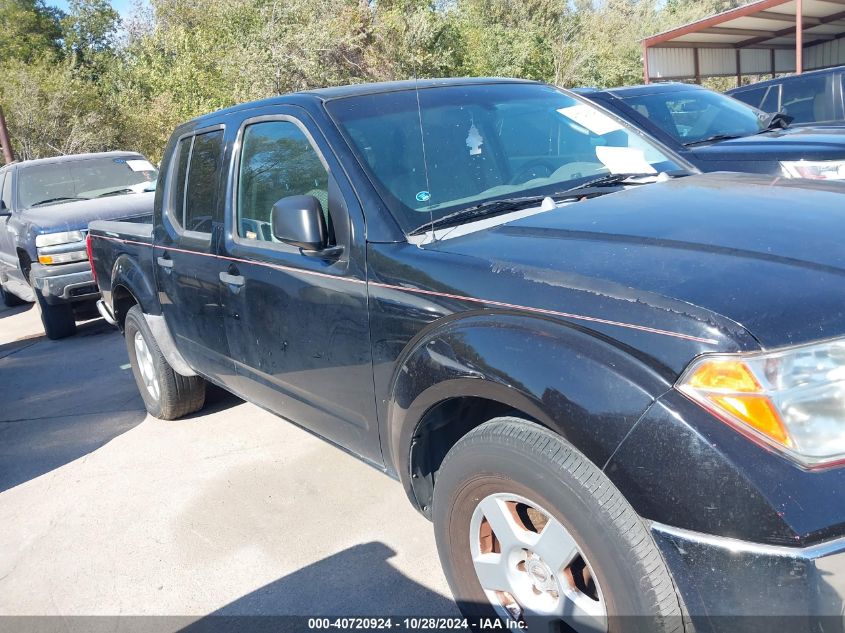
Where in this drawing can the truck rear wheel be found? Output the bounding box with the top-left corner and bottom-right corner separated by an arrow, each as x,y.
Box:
0,281 -> 26,307
432,417 -> 683,633
31,283 -> 76,339
124,305 -> 206,420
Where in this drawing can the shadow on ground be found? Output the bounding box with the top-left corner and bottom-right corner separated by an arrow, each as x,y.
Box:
0,314 -> 244,492
181,542 -> 458,632
0,302 -> 33,319
0,318 -> 146,492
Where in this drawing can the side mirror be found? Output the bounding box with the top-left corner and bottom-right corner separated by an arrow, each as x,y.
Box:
271,195 -> 340,257
0,201 -> 9,217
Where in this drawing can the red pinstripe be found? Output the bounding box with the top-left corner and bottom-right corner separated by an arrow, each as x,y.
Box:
91,233 -> 720,345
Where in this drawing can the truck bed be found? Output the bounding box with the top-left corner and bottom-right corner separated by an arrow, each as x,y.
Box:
88,219 -> 157,318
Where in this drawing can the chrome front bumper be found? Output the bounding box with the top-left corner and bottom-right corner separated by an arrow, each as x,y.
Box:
30,262 -> 98,305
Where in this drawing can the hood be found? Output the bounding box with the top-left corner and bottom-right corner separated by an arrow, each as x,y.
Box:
21,191 -> 154,234
694,125 -> 845,161
429,172 -> 845,350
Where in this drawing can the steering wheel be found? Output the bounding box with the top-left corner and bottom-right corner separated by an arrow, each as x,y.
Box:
509,159 -> 558,185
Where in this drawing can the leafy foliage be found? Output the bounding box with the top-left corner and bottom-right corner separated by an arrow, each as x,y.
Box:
0,0 -> 744,163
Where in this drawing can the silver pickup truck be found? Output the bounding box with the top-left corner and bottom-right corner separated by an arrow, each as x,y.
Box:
0,151 -> 157,338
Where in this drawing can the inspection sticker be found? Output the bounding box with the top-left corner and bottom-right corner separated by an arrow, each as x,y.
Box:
595,146 -> 656,174
126,159 -> 156,172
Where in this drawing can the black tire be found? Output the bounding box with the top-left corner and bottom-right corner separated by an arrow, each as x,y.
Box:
124,305 -> 206,420
31,283 -> 76,339
0,281 -> 26,307
433,417 -> 683,633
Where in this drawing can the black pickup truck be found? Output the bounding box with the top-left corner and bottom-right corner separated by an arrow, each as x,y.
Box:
89,78 -> 845,633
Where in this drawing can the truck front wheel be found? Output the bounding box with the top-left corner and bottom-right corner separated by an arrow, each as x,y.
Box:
31,284 -> 76,339
433,418 -> 683,633
124,305 -> 206,420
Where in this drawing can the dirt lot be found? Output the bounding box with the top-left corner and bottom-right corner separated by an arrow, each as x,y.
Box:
0,302 -> 456,623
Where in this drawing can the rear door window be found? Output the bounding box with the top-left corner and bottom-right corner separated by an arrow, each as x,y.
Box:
184,131 -> 224,234
733,86 -> 767,109
0,172 -> 10,210
760,84 -> 781,113
781,75 -> 828,123
167,129 -> 224,235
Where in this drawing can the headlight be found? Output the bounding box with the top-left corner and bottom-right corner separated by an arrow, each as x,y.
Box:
36,230 -> 87,265
35,230 -> 85,247
677,338 -> 845,468
780,160 -> 845,180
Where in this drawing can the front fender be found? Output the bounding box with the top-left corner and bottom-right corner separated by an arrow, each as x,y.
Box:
386,312 -> 672,506
109,252 -> 160,316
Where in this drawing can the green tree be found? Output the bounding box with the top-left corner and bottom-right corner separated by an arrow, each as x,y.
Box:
451,0 -> 568,80
0,58 -> 120,160
62,0 -> 121,67
0,0 -> 63,63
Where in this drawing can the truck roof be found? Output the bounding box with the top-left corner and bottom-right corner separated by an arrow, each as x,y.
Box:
188,77 -> 539,126
581,83 -> 706,98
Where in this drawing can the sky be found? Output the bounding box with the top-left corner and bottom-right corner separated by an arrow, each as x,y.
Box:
49,0 -> 145,21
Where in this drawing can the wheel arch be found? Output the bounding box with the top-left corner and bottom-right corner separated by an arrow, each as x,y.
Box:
384,313 -> 672,518
108,253 -> 159,327
16,248 -> 31,279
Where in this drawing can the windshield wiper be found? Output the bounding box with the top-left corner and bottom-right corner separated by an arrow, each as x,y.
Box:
409,195 -> 549,235
683,134 -> 744,147
408,173 -> 663,235
97,188 -> 135,198
30,196 -> 90,207
558,172 -> 659,194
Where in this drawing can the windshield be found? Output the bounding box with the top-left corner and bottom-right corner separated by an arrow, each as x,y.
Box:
619,89 -> 768,145
326,83 -> 684,233
18,156 -> 158,208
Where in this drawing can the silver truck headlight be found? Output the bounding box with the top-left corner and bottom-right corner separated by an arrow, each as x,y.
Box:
780,160 -> 845,180
35,231 -> 85,247
35,230 -> 87,265
678,338 -> 845,468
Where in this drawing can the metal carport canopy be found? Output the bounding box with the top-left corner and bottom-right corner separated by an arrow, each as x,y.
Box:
643,0 -> 845,82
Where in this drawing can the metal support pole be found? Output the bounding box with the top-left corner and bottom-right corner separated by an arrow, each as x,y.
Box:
694,48 -> 701,84
796,0 -> 803,74
0,107 -> 13,165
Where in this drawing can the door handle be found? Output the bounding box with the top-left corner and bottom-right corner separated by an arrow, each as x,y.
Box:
219,271 -> 245,287
156,256 -> 173,269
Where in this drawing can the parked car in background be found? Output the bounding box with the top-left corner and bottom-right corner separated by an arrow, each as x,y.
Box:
90,78 -> 845,632
0,151 -> 157,339
578,82 -> 845,179
727,66 -> 845,127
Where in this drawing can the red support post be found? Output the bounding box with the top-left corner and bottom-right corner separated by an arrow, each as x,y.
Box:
796,0 -> 804,74
0,107 -> 13,165
643,42 -> 651,84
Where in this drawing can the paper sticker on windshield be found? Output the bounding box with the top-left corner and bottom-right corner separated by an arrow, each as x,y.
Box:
595,146 -> 656,175
557,105 -> 623,136
416,191 -> 431,202
126,159 -> 155,172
